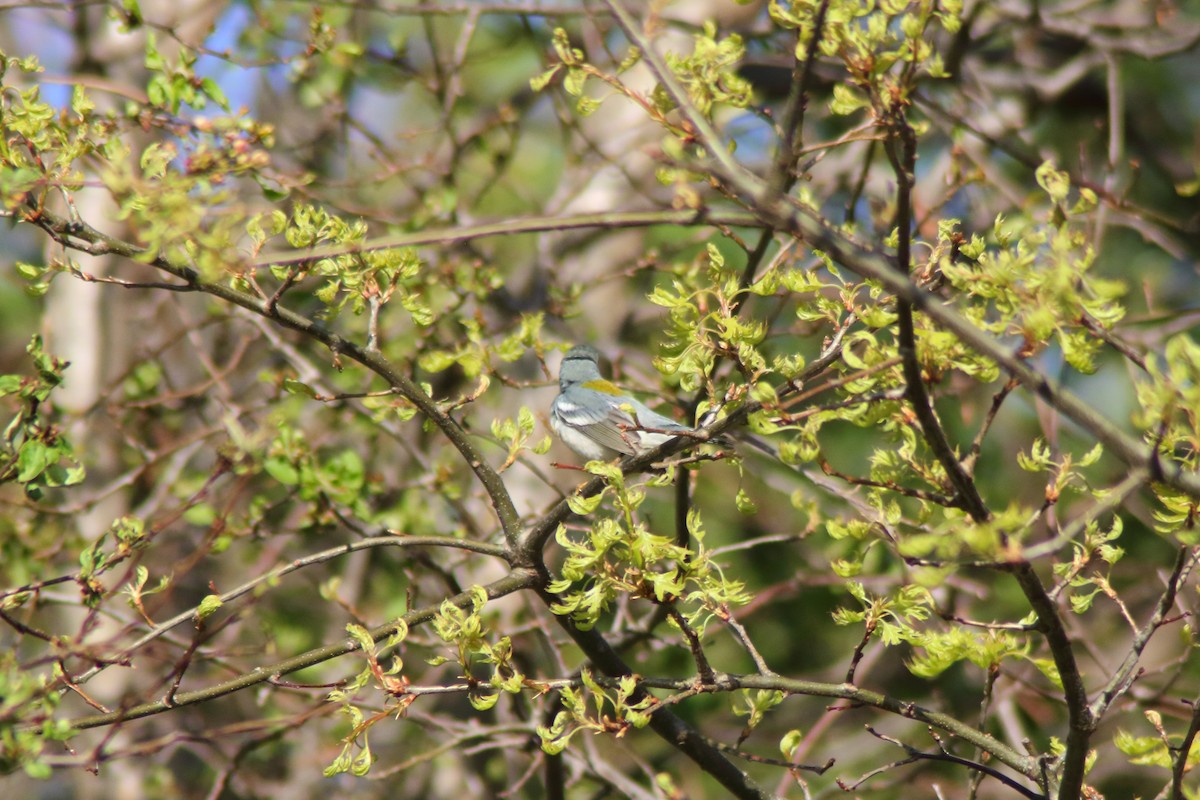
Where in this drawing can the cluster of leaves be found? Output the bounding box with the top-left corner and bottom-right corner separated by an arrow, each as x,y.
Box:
943,165 -> 1122,374
535,21 -> 753,204
429,587 -> 525,710
261,427 -> 373,524
1115,710 -> 1200,780
1,55 -> 93,219
2,47 -> 270,284
247,207 -> 427,320
326,586 -> 528,778
0,338 -> 95,777
0,651 -> 71,779
1141,336 -> 1200,545
774,0 -> 961,114
324,622 -> 411,779
0,337 -> 84,499
550,462 -> 750,632
538,670 -> 656,755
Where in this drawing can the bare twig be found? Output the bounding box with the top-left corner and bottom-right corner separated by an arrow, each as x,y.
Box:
964,378 -> 1018,473
666,607 -> 715,683
629,672 -> 1034,779
1090,547 -> 1197,722
855,726 -> 1046,800
773,0 -> 832,190
1171,696 -> 1200,800
254,209 -> 760,267
67,534 -> 507,688
60,570 -> 538,731
719,604 -> 774,677
844,619 -> 875,684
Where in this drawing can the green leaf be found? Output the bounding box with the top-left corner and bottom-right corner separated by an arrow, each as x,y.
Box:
583,460 -> 623,482
830,83 -> 868,115
469,584 -> 489,612
346,623 -> 376,653
1028,656 -> 1063,690
575,95 -> 601,116
264,456 -> 300,485
469,691 -> 500,711
419,350 -> 457,373
195,594 -> 223,621
567,491 -> 604,515
282,378 -> 319,398
563,68 -> 586,97
16,440 -> 51,483
350,743 -> 373,776
780,729 -> 804,759
1035,161 -> 1070,204
530,64 -> 561,91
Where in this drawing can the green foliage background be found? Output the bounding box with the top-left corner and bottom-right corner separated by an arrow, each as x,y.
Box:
2,1 -> 1200,798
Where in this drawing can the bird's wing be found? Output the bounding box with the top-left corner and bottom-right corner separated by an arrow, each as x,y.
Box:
621,397 -> 691,433
590,398 -> 688,454
552,391 -> 640,455
556,389 -> 696,456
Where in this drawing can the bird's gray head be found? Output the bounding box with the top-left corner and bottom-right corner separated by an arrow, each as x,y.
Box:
558,345 -> 603,388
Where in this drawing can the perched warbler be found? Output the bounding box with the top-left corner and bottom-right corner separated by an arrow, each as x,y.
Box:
550,345 -> 723,461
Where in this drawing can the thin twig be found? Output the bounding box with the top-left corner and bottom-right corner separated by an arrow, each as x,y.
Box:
858,726 -> 1046,800
964,378 -> 1018,473
1171,696 -> 1200,800
254,209 -> 760,267
68,535 -> 511,688
719,604 -> 774,677
666,607 -> 715,683
59,570 -> 538,731
1090,547 -> 1197,722
773,0 -> 832,191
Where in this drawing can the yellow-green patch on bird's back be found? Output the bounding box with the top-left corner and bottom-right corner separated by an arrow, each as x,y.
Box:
581,380 -> 625,395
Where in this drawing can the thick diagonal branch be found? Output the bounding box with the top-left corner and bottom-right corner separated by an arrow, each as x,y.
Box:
883,111 -> 988,520
25,207 -> 525,549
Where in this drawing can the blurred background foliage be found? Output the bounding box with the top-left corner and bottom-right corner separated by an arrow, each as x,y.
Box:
2,0 -> 1200,798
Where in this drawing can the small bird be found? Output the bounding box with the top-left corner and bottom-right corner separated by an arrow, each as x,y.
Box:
550,345 -> 717,461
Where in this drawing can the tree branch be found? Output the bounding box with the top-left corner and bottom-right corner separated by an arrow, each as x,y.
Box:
883,109 -> 988,521
543,590 -> 773,800
773,0 -> 831,192
1011,567 -> 1090,799
1171,695 -> 1200,800
599,1 -> 1200,506
1090,546 -> 1196,722
68,534 -> 508,687
58,570 -> 537,731
25,206 -> 526,550
253,209 -> 761,268
857,725 -> 1045,800
627,672 -> 1036,781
